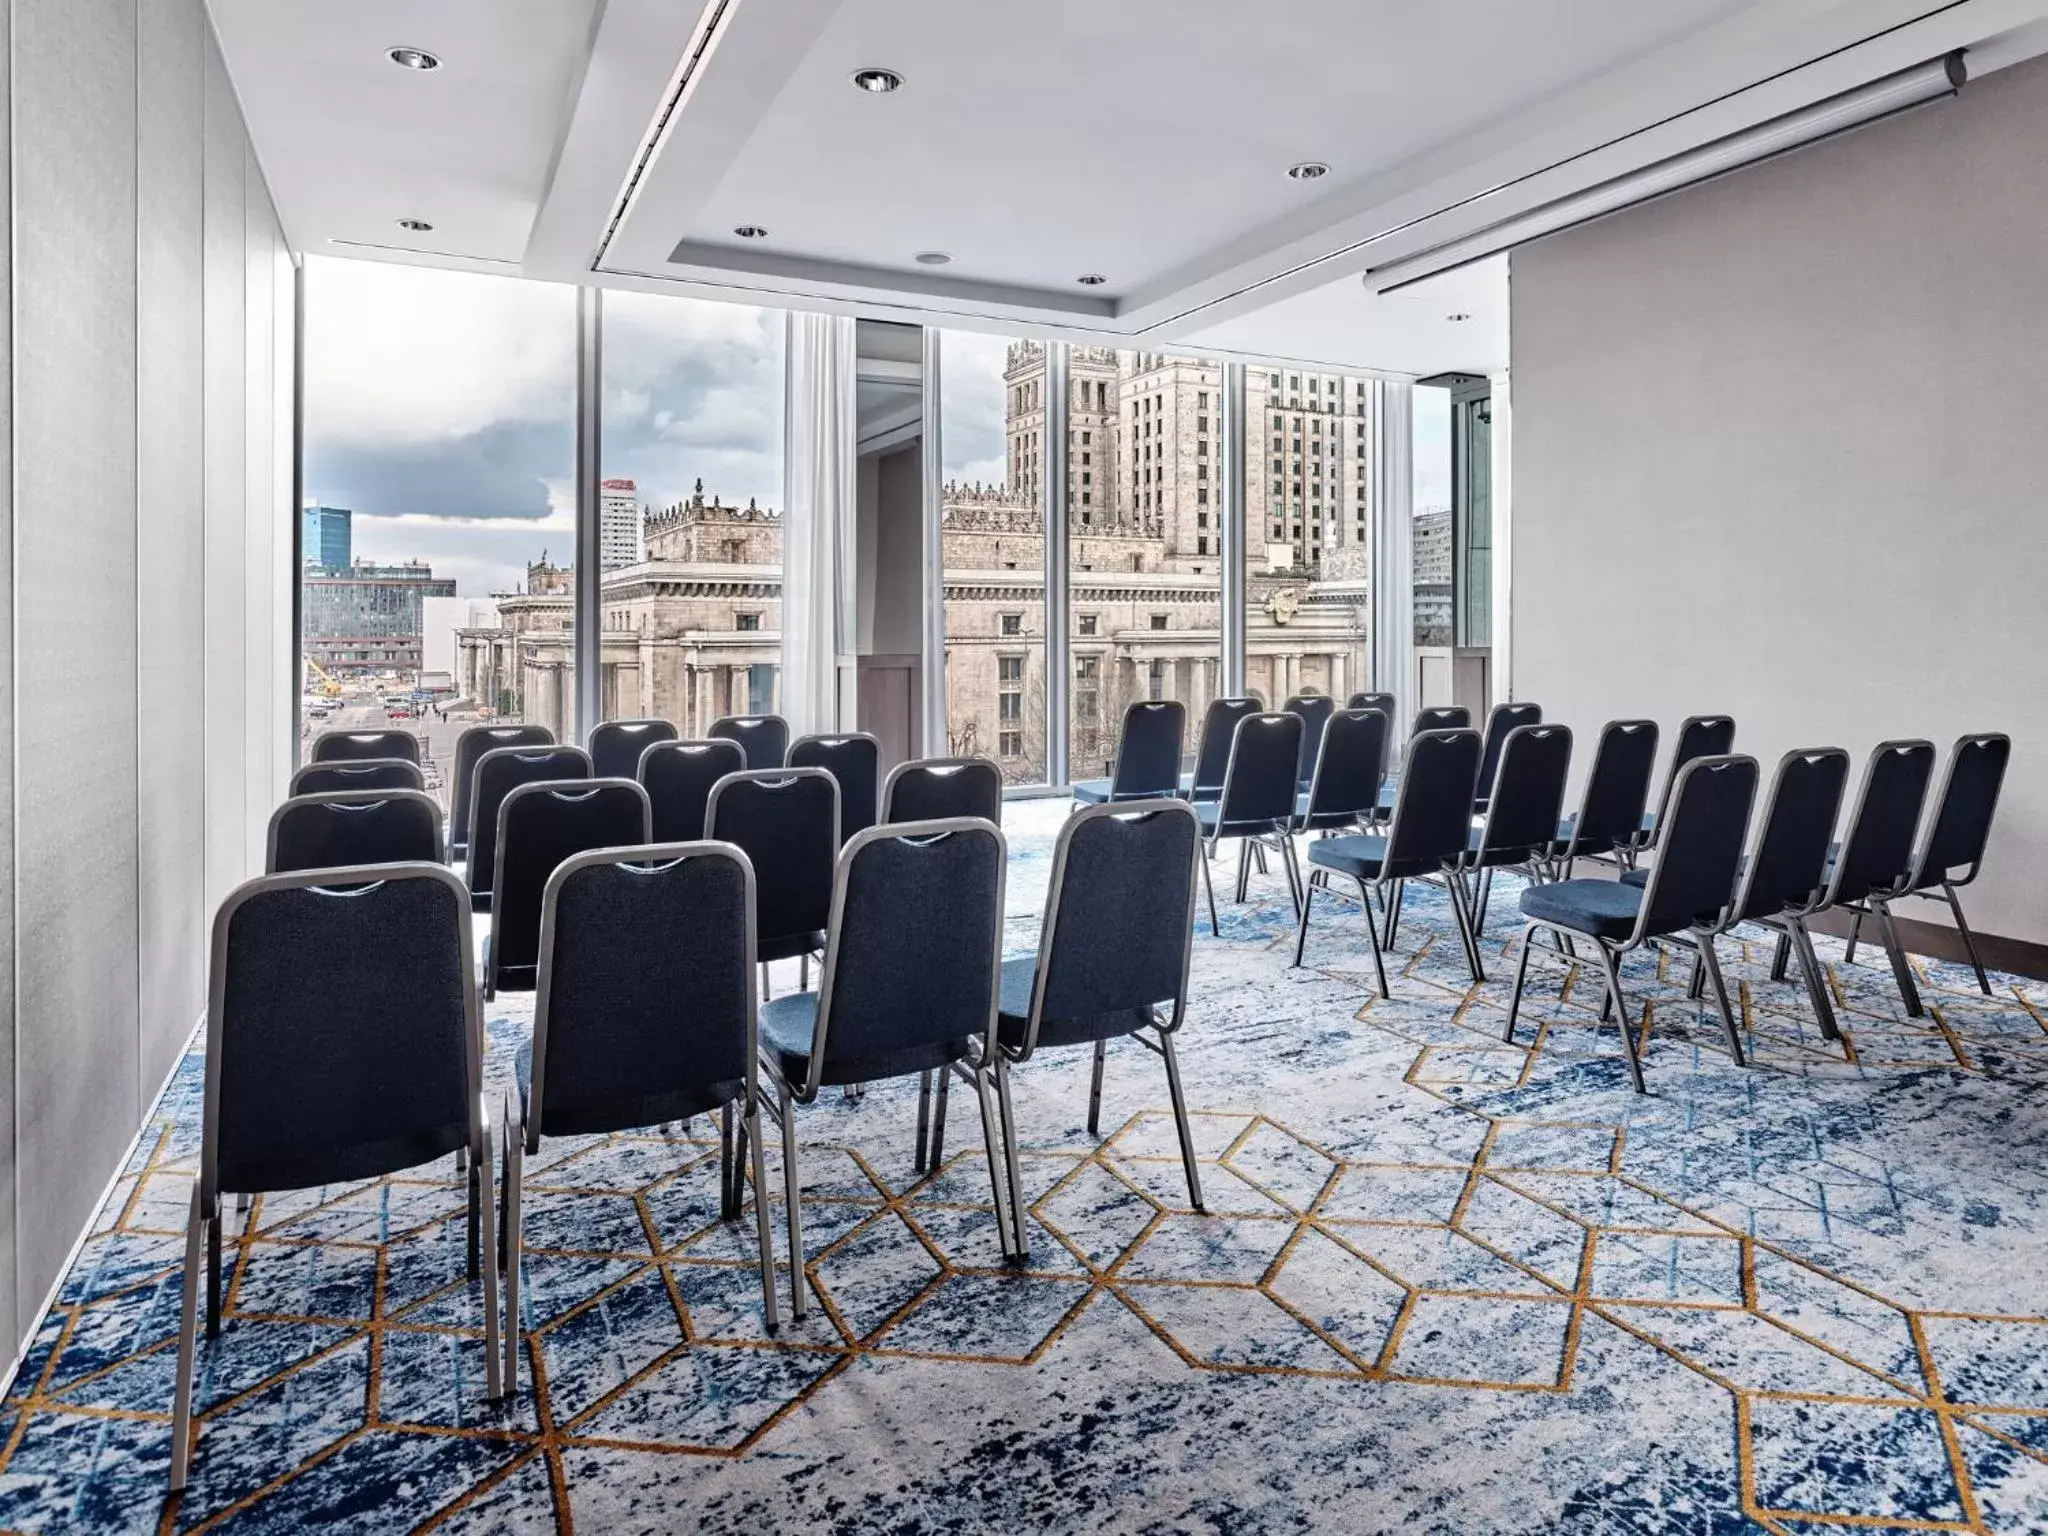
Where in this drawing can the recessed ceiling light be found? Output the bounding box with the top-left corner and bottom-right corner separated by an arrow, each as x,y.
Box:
1287,161 -> 1330,181
396,218 -> 434,232
1077,273 -> 1108,286
851,68 -> 903,93
914,251 -> 951,266
733,225 -> 769,239
1445,312 -> 1472,323
387,46 -> 440,71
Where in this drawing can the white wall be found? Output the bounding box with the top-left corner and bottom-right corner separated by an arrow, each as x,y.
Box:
1,0 -> 291,1351
1510,55 -> 2048,947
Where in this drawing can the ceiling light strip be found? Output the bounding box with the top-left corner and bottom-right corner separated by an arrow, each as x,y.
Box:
1366,52 -> 1964,293
594,0 -> 742,269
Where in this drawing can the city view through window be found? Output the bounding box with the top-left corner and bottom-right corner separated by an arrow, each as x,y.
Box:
300,258 -> 1468,805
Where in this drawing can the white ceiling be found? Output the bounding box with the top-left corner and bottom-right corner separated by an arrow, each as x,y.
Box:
210,0 -> 2048,376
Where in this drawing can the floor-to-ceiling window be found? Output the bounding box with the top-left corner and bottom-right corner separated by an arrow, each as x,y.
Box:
597,290 -> 786,729
939,330 -> 1047,784
1243,365 -> 1374,707
1066,349 -> 1224,778
299,256 -> 576,807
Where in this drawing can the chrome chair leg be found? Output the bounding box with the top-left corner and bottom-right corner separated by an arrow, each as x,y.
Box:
1504,923 -> 1537,1044
1696,934 -> 1744,1067
1787,917 -> 1843,1044
1843,908 -> 1864,967
207,1207 -> 223,1338
1944,882 -> 1994,994
775,1082 -> 808,1321
1474,867 -> 1494,934
746,1099 -> 781,1334
501,1096 -> 523,1393
1159,1030 -> 1206,1212
1276,833 -> 1305,919
1199,839 -> 1221,936
929,1063 -> 951,1168
1445,871 -> 1485,985
719,1101 -> 740,1219
1872,900 -> 1924,1018
1595,942 -> 1648,1094
1361,877 -> 1391,1000
992,1057 -> 1029,1260
971,1064 -> 1024,1263
1290,872 -> 1317,968
1086,1040 -> 1107,1136
1384,879 -> 1405,950
168,1187 -> 208,1492
477,1108 -> 503,1401
1769,931 -> 1792,982
1234,839 -> 1252,903
913,1070 -> 933,1172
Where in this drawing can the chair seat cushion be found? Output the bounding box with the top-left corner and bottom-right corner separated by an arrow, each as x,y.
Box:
995,954 -> 1154,1051
759,990 -> 971,1093
514,1038 -> 740,1140
1308,833 -> 1389,880
1520,877 -> 1643,940
1071,779 -> 1114,804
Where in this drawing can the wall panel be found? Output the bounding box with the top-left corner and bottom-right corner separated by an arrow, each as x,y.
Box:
0,0 -> 16,1341
10,0 -> 142,1321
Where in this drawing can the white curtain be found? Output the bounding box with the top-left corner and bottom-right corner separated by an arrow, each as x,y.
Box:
1370,378 -> 1415,747
780,312 -> 858,736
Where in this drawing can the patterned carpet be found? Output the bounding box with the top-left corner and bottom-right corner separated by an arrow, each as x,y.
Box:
3,800 -> 2047,1534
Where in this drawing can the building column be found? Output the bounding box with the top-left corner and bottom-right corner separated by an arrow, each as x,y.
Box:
1370,379 -> 1415,752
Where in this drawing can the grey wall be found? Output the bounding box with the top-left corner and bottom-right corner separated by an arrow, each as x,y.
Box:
2,0 -> 291,1351
1510,55 -> 2048,947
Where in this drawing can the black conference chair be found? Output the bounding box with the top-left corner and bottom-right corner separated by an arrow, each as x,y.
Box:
171,863 -> 500,1491
706,768 -> 840,987
1544,720 -> 1659,878
1628,747 -> 1850,1052
503,840 -> 779,1390
289,757 -> 424,798
639,738 -> 746,844
1295,708 -> 1390,836
1072,700 -> 1186,807
883,756 -> 1003,825
1196,712 -> 1305,934
451,724 -> 556,861
1878,732 -> 2011,993
1283,693 -> 1338,791
1507,754 -> 1759,1093
1294,728 -> 1485,1000
790,732 -> 883,844
310,728 -> 421,766
710,713 -> 790,771
1180,696 -> 1263,804
1347,691 -> 1396,719
1638,714 -> 1736,856
486,779 -> 652,999
265,790 -> 442,875
588,718 -> 679,781
1460,723 -> 1572,935
757,817 -> 1017,1315
465,745 -> 592,912
1411,705 -> 1470,736
1473,701 -> 1543,812
1799,739 -> 1937,1018
994,801 -> 1204,1256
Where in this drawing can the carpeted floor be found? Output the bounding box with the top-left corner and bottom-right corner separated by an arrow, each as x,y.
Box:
3,799 -> 2046,1533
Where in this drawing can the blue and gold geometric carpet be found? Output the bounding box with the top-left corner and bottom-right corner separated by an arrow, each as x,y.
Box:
3,801 -> 2046,1532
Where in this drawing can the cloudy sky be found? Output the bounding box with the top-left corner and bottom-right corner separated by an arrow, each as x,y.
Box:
302,256 -> 783,596
304,257 -> 1456,594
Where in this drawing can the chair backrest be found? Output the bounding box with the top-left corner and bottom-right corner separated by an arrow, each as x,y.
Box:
1283,694 -> 1337,787
466,745 -> 593,901
1647,714 -> 1737,839
1827,739 -> 1936,907
530,841 -> 758,1139
490,779 -> 652,993
709,713 -> 790,771
789,732 -> 883,844
266,790 -> 442,875
1187,695 -> 1264,800
451,724 -> 555,855
1475,701 -> 1543,804
1411,705 -> 1470,736
805,818 -> 1004,1097
705,767 -> 840,953
289,758 -> 424,798
638,738 -> 746,844
1300,708 -> 1390,830
1564,720 -> 1660,860
1014,802 -> 1199,1057
1106,700 -> 1186,800
1381,728 -> 1483,879
1212,712 -> 1304,834
1475,724 -> 1572,861
1912,732 -> 2011,889
1734,748 -> 1851,924
206,863 -> 479,1195
1347,691 -> 1396,719
1637,755 -> 1758,939
588,718 -> 679,782
311,729 -> 421,766
882,756 -> 1002,825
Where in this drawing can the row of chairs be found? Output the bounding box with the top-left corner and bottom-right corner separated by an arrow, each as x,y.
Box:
173,797 -> 1209,1490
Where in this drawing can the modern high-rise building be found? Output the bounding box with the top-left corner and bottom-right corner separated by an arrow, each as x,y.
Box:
600,478 -> 641,568
301,559 -> 456,674
301,503 -> 352,572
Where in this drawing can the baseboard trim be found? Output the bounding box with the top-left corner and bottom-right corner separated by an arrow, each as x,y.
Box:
1807,900 -> 2048,984
0,1012 -> 202,1399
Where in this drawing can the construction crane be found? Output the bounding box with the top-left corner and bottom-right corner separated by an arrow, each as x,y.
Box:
303,656 -> 345,699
